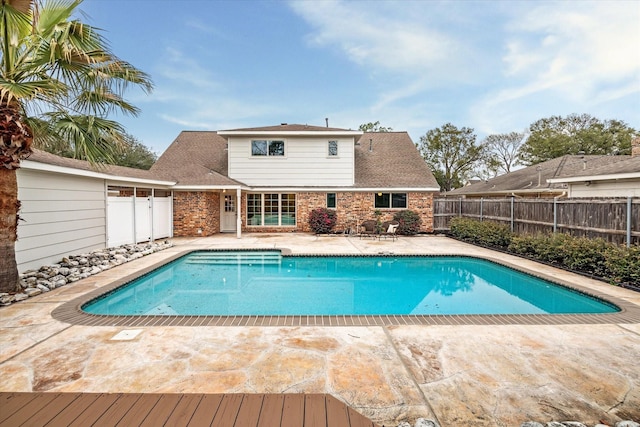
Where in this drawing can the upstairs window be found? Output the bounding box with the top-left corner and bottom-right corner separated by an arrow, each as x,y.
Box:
252,140 -> 285,156
374,192 -> 407,209
328,140 -> 338,157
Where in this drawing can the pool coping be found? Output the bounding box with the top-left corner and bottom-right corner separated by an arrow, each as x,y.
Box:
51,248 -> 640,327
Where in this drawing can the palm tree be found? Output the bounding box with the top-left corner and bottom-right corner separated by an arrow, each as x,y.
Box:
0,0 -> 152,292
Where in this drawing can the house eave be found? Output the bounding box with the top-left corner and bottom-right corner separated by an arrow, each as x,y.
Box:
20,160 -> 176,187
218,130 -> 363,137
547,172 -> 640,183
444,187 -> 564,197
171,185 -> 440,192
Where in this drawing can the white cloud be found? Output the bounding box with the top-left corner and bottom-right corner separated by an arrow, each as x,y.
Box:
470,1 -> 640,137
501,1 -> 640,102
289,1 -> 468,81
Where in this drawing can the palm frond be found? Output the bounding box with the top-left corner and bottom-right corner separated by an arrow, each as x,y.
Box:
47,112 -> 126,165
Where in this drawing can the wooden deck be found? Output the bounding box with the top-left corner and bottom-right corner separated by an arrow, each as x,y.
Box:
0,392 -> 380,427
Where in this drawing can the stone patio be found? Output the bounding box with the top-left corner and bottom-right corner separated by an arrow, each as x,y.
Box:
1,234 -> 639,426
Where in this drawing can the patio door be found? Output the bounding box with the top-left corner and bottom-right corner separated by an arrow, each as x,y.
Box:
220,194 -> 237,232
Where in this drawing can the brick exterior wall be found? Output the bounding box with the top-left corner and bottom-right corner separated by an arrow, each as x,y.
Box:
173,190 -> 434,235
173,191 -> 220,236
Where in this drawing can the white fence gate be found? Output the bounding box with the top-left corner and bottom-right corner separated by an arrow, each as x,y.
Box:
107,191 -> 172,247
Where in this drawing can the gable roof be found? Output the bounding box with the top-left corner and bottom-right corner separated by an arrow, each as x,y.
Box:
150,129 -> 439,190
448,155 -> 633,196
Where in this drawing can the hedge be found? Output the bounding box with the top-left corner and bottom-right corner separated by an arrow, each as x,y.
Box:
449,217 -> 639,287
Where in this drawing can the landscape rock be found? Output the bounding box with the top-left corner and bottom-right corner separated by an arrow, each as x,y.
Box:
415,419 -> 439,427
0,240 -> 173,307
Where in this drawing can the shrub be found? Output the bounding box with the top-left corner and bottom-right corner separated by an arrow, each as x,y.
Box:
308,208 -> 337,234
605,244 -> 640,286
450,217 -> 640,287
561,236 -> 609,278
449,217 -> 512,248
393,210 -> 422,235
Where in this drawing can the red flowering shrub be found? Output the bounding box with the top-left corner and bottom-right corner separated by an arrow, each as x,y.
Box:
309,208 -> 337,234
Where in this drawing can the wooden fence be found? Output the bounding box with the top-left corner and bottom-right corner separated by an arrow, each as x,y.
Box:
433,197 -> 639,246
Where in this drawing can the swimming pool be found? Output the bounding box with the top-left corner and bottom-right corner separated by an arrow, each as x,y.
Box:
82,251 -> 619,316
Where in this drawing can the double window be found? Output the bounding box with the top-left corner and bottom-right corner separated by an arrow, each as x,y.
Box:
374,193 -> 407,209
251,140 -> 285,156
247,193 -> 296,226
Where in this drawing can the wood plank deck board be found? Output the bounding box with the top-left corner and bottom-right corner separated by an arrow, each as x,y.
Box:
257,393 -> 284,427
0,392 -> 379,427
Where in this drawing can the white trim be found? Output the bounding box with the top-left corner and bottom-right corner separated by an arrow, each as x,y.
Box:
171,185 -> 248,191
21,160 -> 176,186
219,130 -> 363,137
244,187 -> 441,193
547,172 -> 640,183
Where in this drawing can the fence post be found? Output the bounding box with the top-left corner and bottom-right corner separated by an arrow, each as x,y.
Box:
459,197 -> 462,217
553,197 -> 557,233
627,197 -> 632,248
510,196 -> 514,232
480,197 -> 483,222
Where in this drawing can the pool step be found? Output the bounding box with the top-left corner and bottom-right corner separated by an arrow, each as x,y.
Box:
185,252 -> 282,265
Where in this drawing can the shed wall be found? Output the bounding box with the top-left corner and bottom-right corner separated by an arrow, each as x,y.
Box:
16,169 -> 106,271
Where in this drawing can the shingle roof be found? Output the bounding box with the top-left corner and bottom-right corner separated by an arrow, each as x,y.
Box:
448,155 -> 633,196
25,128 -> 439,190
150,130 -> 438,189
221,123 -> 355,132
149,131 -> 244,186
355,132 -> 439,188
24,149 -> 168,182
552,155 -> 640,179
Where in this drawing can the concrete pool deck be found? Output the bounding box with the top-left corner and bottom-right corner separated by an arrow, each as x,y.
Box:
1,234 -> 639,426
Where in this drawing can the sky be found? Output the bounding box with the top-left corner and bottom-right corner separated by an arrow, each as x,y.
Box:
80,0 -> 640,154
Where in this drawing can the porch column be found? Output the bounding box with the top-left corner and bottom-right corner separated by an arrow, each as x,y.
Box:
236,188 -> 242,239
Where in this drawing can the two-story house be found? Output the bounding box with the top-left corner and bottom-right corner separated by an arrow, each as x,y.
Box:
150,123 -> 440,237
15,123 -> 439,270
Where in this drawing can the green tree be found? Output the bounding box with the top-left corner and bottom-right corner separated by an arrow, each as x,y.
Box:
359,121 -> 393,132
112,135 -> 157,169
0,0 -> 152,292
35,132 -> 157,170
483,131 -> 525,175
519,114 -> 637,165
417,123 -> 485,192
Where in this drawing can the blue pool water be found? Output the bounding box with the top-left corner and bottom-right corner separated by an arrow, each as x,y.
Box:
83,251 -> 619,316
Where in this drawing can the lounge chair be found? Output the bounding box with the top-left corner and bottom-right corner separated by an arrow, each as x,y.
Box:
379,220 -> 399,241
359,220 -> 378,239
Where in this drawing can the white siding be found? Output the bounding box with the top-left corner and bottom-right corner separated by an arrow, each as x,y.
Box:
16,169 -> 106,271
568,179 -> 640,197
227,136 -> 355,186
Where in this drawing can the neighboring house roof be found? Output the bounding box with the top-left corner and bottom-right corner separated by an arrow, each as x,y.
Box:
149,131 -> 244,187
448,155 -> 633,197
355,132 -> 439,189
547,156 -> 640,184
22,149 -> 175,185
